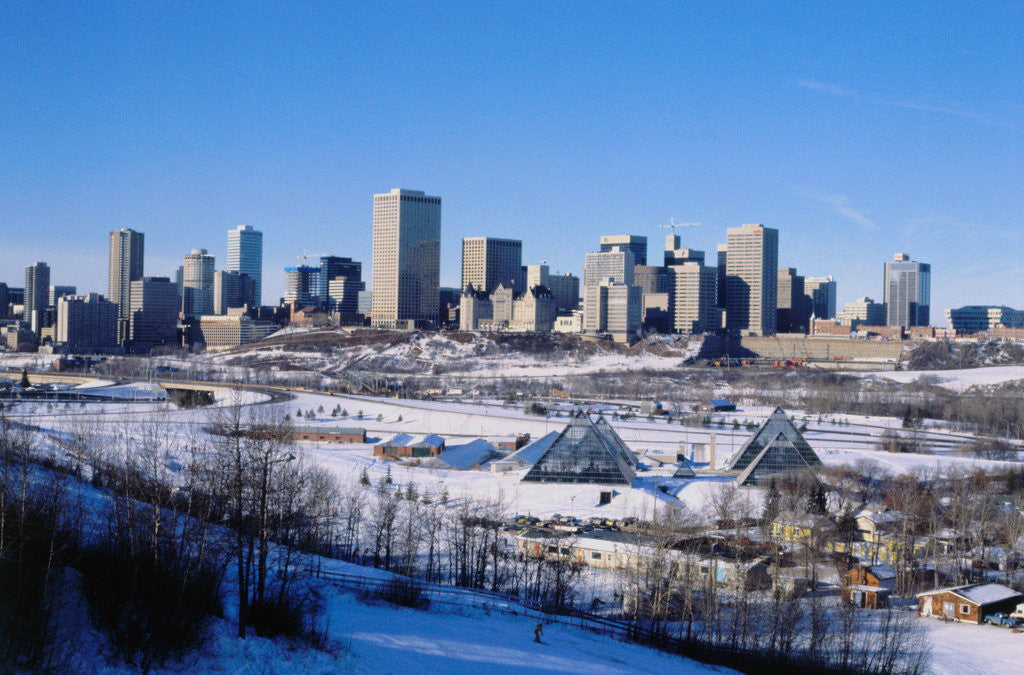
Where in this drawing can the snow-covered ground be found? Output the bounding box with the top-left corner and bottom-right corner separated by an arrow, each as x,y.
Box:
857,364 -> 1024,391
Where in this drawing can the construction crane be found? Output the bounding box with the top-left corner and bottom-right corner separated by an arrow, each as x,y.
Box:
295,251 -> 329,265
658,219 -> 700,236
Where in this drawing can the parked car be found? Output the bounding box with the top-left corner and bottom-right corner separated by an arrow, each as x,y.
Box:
983,612 -> 1022,628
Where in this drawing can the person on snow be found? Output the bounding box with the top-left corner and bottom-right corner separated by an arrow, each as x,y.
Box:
534,623 -> 544,643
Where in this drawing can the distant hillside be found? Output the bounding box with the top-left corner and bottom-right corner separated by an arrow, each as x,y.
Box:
210,329 -> 704,377
905,339 -> 1024,370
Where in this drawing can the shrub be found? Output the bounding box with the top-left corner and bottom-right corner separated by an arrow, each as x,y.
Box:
78,535 -> 222,669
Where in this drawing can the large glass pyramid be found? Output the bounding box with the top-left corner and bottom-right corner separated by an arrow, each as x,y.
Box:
726,407 -> 822,482
594,415 -> 639,467
521,412 -> 637,485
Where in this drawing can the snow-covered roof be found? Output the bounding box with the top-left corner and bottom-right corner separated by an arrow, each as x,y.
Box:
378,433 -> 413,447
958,584 -> 1023,605
503,431 -> 559,466
864,565 -> 897,581
916,582 -> 1023,605
377,433 -> 444,448
421,439 -> 497,470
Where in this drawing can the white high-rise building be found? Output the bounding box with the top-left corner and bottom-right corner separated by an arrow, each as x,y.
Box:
108,228 -> 144,341
227,225 -> 263,306
725,224 -> 779,336
182,249 -> 215,317
371,188 -> 442,328
668,262 -> 718,334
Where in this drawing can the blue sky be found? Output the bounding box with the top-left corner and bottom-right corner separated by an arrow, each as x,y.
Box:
2,2 -> 1023,322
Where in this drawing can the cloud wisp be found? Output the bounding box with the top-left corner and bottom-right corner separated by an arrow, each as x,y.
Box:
797,79 -> 1009,128
806,192 -> 879,230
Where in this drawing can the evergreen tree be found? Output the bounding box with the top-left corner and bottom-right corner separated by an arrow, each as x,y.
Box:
807,482 -> 828,515
762,478 -> 782,524
383,464 -> 393,485
397,415 -> 403,423
377,413 -> 383,422
359,467 -> 370,486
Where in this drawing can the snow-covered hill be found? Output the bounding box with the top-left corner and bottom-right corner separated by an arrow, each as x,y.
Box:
208,329 -> 704,377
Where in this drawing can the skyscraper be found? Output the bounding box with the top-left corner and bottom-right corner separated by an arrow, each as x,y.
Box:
668,261 -> 718,334
129,277 -> 179,353
283,266 -> 319,307
460,237 -> 522,294
214,270 -> 242,315
227,225 -> 263,307
108,228 -> 144,340
804,276 -> 837,320
776,267 -> 806,333
182,249 -> 215,317
48,285 -> 76,306
599,235 -> 647,266
55,294 -> 118,352
884,254 -> 931,327
24,261 -> 50,333
716,244 -> 728,310
371,188 -> 442,328
318,256 -> 363,310
725,224 -> 779,336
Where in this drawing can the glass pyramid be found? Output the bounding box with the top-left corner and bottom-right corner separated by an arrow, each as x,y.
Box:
521,412 -> 637,485
594,415 -> 639,467
726,406 -> 821,472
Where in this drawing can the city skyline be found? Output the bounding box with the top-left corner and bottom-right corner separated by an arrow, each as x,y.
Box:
4,4 -> 1024,322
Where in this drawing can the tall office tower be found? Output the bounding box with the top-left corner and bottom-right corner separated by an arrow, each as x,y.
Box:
24,261 -> 50,333
318,256 -> 363,310
583,248 -> 637,335
283,266 -> 319,307
108,228 -> 144,341
668,261 -> 718,334
227,225 -> 263,306
460,237 -> 523,294
214,270 -> 241,315
371,188 -> 442,328
129,277 -> 179,353
725,224 -> 779,336
49,285 -> 76,306
599,235 -> 647,266
182,249 -> 216,317
804,276 -> 837,320
56,294 -> 118,352
583,248 -> 635,288
716,244 -> 728,309
776,267 -> 806,333
0,283 -> 8,319
884,254 -> 931,327
582,282 -> 643,343
175,266 -> 185,309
